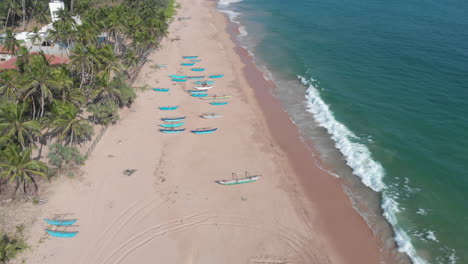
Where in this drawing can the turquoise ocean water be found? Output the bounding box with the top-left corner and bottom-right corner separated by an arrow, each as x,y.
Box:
218,0 -> 468,263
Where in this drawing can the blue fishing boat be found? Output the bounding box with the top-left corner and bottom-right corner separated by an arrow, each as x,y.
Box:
172,78 -> 187,82
191,128 -> 218,134
194,80 -> 215,85
210,102 -> 229,105
191,93 -> 208,97
169,74 -> 187,79
44,219 -> 77,226
159,122 -> 185,128
156,64 -> 167,67
210,102 -> 229,106
159,106 -> 179,110
187,76 -> 205,80
191,68 -> 205,72
161,116 -> 186,122
160,128 -> 186,134
190,59 -> 202,62
189,90 -> 206,94
152,88 -> 170,92
183,56 -> 198,59
181,63 -> 195,66
209,74 -> 224,78
45,229 -> 79,238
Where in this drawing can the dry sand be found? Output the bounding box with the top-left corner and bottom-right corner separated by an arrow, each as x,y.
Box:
20,0 -> 387,263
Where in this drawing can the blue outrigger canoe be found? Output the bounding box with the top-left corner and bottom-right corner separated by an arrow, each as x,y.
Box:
191,128 -> 218,134
152,88 -> 170,92
44,219 -> 77,226
189,90 -> 206,94
191,93 -> 208,97
190,59 -> 202,62
159,106 -> 179,110
160,128 -> 186,134
209,74 -> 224,78
210,102 -> 229,106
181,63 -> 195,66
161,116 -> 186,122
159,122 -> 185,128
191,68 -> 205,72
183,56 -> 198,59
169,74 -> 187,79
45,229 -> 78,238
194,80 -> 215,85
172,78 -> 187,82
187,76 -> 205,80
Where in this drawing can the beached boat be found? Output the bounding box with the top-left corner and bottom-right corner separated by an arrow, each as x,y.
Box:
159,122 -> 185,128
183,56 -> 198,59
209,74 -> 224,78
188,90 -> 206,94
216,172 -> 262,185
169,74 -> 187,79
201,113 -> 223,119
159,106 -> 179,110
156,64 -> 167,67
191,93 -> 208,97
191,68 -> 205,71
210,102 -> 229,106
191,128 -> 218,134
194,80 -> 215,85
45,229 -> 79,238
160,128 -> 186,134
181,63 -> 195,66
190,59 -> 202,62
187,76 -> 205,80
201,95 -> 232,100
152,88 -> 170,92
172,78 -> 187,82
161,116 -> 186,122
216,175 -> 261,185
44,219 -> 77,226
194,86 -> 214,90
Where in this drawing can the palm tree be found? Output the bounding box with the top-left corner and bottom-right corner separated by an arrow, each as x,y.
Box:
28,26 -> 42,46
2,28 -> 19,55
32,0 -> 50,25
0,145 -> 48,194
0,103 -> 41,149
96,44 -> 126,82
69,43 -> 96,88
21,52 -> 60,118
90,76 -> 123,105
0,70 -> 20,101
49,101 -> 93,146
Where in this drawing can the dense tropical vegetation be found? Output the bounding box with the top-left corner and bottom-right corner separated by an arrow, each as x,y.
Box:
0,0 -> 176,197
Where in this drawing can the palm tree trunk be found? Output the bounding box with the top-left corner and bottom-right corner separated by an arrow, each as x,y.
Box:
22,0 -> 26,30
70,0 -> 74,15
4,4 -> 12,28
40,93 -> 45,117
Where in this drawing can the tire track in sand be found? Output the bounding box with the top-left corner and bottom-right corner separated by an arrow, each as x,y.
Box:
102,210 -> 214,264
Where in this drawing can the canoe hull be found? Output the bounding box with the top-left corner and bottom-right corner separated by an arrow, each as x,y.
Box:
169,75 -> 187,79
191,128 -> 218,134
45,229 -> 78,238
161,116 -> 186,122
216,176 -> 261,185
172,79 -> 187,82
194,86 -> 213,90
194,80 -> 215,85
159,122 -> 185,128
152,88 -> 170,92
209,74 -> 224,78
181,63 -> 195,66
183,56 -> 198,59
159,106 -> 179,110
191,93 -> 208,97
210,102 -> 229,106
201,114 -> 222,119
160,129 -> 186,134
187,76 -> 205,80
191,68 -> 205,71
44,219 -> 77,226
201,96 -> 231,100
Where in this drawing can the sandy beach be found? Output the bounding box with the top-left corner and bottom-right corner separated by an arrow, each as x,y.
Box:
20,0 -> 386,263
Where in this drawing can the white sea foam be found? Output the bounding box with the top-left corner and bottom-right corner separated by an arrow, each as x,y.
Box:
416,208 -> 428,216
218,0 -> 243,7
299,75 -> 431,264
426,231 -> 439,242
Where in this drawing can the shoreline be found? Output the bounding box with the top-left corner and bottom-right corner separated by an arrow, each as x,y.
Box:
17,0 -> 391,263
217,3 -> 395,263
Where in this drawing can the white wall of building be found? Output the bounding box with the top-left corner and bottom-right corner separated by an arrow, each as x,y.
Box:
49,1 -> 65,22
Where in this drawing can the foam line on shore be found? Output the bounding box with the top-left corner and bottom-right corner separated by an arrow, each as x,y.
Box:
300,75 -> 429,264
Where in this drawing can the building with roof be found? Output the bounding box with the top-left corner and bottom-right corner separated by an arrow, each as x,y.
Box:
0,53 -> 69,71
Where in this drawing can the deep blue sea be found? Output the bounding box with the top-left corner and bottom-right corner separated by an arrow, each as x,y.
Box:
218,0 -> 468,263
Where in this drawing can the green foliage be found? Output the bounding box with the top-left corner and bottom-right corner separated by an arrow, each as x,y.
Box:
0,103 -> 41,149
87,100 -> 119,125
0,146 -> 49,194
47,143 -> 85,176
49,101 -> 93,146
0,229 -> 27,264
